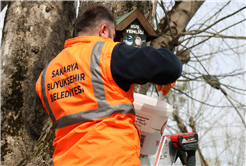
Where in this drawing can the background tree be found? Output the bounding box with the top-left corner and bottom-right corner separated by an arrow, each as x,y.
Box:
154,1 -> 245,165
1,1 -> 76,165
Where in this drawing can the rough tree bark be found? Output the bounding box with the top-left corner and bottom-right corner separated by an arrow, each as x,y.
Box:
1,1 -> 76,165
79,0 -> 157,27
153,1 -> 205,50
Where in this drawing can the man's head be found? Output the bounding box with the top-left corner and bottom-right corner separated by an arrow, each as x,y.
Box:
76,5 -> 115,40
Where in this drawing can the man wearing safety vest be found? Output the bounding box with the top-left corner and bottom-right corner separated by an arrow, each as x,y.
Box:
36,5 -> 182,166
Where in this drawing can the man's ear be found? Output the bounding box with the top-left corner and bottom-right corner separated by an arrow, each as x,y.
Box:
99,24 -> 108,38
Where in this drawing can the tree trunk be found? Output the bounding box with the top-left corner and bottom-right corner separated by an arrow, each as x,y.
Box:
1,1 -> 76,165
79,0 -> 157,27
153,1 -> 205,50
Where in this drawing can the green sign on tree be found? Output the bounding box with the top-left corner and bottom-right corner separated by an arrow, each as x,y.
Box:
115,9 -> 158,46
123,20 -> 146,47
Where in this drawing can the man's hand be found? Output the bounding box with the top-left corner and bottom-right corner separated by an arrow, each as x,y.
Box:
157,81 -> 176,96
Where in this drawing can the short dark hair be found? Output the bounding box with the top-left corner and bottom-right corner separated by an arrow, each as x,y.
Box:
76,5 -> 115,36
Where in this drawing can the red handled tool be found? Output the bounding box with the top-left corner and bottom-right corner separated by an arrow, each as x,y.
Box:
171,132 -> 198,166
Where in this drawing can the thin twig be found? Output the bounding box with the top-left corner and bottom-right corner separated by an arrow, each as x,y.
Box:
161,0 -> 174,39
185,6 -> 246,36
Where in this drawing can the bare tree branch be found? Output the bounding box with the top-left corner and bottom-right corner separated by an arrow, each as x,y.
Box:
184,5 -> 246,36
187,1 -> 231,31
160,1 -> 174,39
181,34 -> 246,40
173,87 -> 232,108
180,18 -> 246,42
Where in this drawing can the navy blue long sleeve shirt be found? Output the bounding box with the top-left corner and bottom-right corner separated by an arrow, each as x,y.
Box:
111,43 -> 183,92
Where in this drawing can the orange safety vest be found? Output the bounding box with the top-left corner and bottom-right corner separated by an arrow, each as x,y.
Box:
36,36 -> 140,166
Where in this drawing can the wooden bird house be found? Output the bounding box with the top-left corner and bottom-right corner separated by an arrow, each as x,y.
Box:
115,9 -> 158,47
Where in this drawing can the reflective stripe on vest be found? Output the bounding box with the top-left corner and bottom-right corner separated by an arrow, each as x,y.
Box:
41,41 -> 135,130
41,63 -> 57,124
